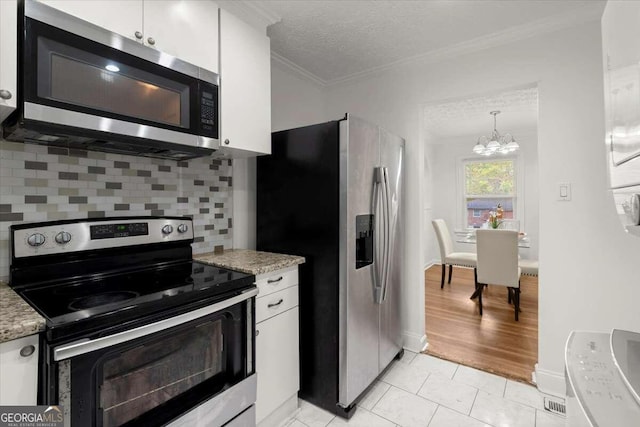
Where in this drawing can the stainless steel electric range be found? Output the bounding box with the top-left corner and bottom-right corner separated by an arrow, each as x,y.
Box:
9,217 -> 257,427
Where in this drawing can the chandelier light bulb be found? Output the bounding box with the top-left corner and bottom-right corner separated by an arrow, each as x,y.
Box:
486,140 -> 500,152
472,144 -> 485,154
506,140 -> 520,152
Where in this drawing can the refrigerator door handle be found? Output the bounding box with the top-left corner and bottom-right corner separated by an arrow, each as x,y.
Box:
382,167 -> 392,302
373,167 -> 386,304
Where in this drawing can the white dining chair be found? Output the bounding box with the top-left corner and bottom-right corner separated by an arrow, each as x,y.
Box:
519,259 -> 539,277
476,229 -> 522,321
432,219 -> 477,289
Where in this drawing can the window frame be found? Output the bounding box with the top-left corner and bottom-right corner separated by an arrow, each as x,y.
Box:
457,155 -> 524,230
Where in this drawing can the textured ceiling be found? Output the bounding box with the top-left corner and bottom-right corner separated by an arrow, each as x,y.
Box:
423,87 -> 539,141
257,0 -> 604,83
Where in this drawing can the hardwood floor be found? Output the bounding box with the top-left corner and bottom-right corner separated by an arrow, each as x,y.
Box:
424,264 -> 538,383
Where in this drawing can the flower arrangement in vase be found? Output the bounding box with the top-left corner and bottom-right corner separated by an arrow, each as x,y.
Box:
488,211 -> 501,229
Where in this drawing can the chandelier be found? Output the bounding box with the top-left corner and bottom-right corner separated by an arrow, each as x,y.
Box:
472,111 -> 519,156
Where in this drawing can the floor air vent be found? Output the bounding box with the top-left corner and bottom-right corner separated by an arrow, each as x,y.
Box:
543,397 -> 566,416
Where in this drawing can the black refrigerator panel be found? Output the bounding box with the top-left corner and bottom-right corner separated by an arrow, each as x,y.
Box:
256,121 -> 341,413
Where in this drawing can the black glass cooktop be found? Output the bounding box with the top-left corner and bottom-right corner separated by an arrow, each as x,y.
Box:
19,261 -> 255,329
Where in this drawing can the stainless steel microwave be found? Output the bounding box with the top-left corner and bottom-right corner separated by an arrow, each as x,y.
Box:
2,1 -> 219,160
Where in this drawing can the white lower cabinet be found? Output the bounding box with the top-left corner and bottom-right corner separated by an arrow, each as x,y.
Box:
0,334 -> 39,405
255,268 -> 300,426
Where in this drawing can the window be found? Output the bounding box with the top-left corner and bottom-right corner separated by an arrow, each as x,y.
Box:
463,159 -> 516,229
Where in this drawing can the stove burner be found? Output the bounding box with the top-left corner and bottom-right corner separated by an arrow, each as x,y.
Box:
68,291 -> 140,311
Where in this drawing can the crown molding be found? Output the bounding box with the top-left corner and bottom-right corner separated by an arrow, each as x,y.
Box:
325,1 -> 605,86
271,52 -> 328,87
216,0 -> 281,33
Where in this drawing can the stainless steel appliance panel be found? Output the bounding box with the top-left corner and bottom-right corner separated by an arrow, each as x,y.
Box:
166,375 -> 256,427
338,115 -> 381,407
378,128 -> 404,371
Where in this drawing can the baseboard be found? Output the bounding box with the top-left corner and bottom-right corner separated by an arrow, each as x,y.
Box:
403,331 -> 428,353
534,364 -> 566,397
423,259 -> 439,270
257,393 -> 299,427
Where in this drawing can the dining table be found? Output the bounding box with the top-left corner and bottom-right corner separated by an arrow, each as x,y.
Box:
456,230 -> 531,248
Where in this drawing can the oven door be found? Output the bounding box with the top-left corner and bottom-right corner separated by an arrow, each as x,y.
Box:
48,288 -> 256,427
21,1 -> 218,150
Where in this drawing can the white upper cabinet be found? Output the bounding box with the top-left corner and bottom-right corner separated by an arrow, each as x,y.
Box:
0,0 -> 18,123
39,0 -> 143,43
39,0 -> 219,73
143,1 -> 219,74
219,9 -> 271,156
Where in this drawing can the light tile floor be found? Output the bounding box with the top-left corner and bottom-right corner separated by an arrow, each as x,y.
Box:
284,351 -> 565,427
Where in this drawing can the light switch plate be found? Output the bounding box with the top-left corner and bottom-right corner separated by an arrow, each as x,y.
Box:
558,182 -> 571,201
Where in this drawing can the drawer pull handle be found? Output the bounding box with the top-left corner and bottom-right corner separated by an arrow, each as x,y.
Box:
267,276 -> 283,284
268,299 -> 284,308
20,345 -> 35,357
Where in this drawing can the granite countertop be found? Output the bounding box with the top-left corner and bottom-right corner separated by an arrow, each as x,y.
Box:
195,249 -> 305,275
0,281 -> 46,344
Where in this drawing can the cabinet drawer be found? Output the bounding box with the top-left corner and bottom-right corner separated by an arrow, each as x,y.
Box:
255,266 -> 298,298
256,286 -> 298,324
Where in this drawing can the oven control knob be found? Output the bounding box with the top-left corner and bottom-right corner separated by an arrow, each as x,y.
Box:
177,224 -> 189,233
162,225 -> 174,235
55,231 -> 72,244
27,233 -> 46,247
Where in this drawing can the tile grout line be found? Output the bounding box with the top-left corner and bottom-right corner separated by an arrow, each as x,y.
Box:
424,403 -> 439,427
469,385 -> 481,419
451,362 -> 461,380
368,384 -> 406,426
368,382 -> 392,410
414,371 -> 431,396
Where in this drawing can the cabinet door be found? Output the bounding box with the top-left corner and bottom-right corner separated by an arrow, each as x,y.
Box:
0,335 -> 39,405
220,9 -> 271,156
143,0 -> 219,73
38,0 -> 143,42
255,307 -> 299,423
0,0 -> 17,123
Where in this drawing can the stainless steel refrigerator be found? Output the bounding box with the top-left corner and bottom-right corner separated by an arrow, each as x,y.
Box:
256,114 -> 404,418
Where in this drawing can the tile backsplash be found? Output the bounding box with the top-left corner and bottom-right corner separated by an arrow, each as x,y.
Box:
0,140 -> 233,280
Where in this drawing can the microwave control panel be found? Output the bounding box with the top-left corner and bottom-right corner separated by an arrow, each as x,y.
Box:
198,83 -> 218,138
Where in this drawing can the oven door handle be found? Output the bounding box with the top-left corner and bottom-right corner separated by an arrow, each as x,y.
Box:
53,287 -> 259,361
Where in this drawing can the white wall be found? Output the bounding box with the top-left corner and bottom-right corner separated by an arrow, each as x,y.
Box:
323,20 -> 640,395
271,60 -> 328,131
232,58 -> 328,249
424,143 -> 438,267
429,131 -> 539,261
